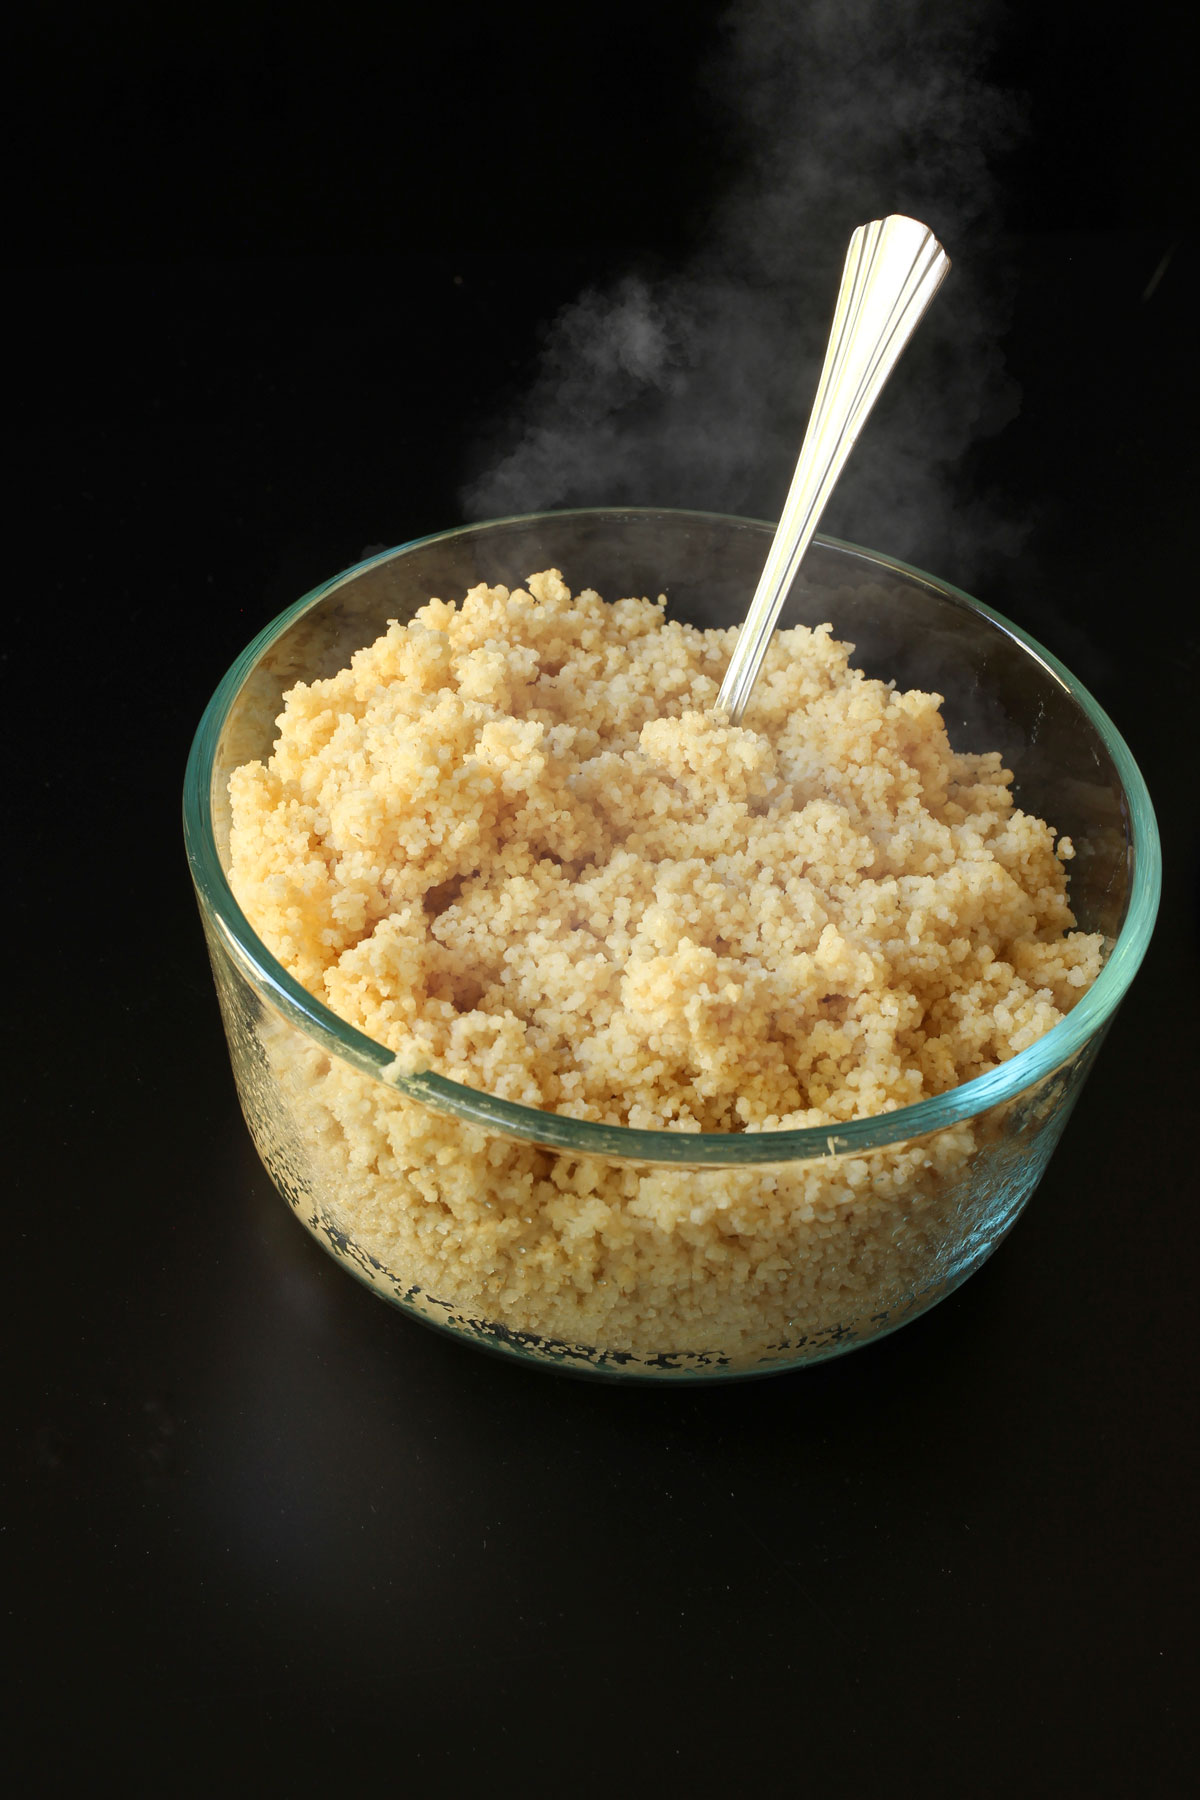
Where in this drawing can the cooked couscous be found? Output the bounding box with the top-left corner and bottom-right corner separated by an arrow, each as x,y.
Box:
226,569 -> 1102,1367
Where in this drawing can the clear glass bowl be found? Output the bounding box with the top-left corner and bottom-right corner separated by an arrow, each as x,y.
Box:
183,509 -> 1160,1380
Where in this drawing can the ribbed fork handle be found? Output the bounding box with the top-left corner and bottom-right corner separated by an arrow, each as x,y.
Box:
715,215 -> 951,724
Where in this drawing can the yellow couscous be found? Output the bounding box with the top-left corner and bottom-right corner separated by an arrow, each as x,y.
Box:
226,569 -> 1102,1366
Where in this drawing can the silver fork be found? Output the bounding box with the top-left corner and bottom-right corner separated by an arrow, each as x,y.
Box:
715,214 -> 951,725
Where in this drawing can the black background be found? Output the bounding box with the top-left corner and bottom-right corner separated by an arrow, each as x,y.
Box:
7,3 -> 1198,1794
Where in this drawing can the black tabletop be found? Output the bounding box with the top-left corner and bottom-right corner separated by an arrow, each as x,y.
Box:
9,4 -> 1197,1794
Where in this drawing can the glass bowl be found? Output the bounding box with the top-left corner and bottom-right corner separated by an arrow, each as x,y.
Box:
183,509 -> 1160,1381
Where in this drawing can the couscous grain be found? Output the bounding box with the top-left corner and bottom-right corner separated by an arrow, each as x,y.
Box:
226,569 -> 1102,1365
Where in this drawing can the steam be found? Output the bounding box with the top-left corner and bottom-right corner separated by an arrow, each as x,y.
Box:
460,0 -> 1028,579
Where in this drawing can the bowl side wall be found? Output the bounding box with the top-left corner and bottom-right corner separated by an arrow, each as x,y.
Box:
199,901 -> 1108,1378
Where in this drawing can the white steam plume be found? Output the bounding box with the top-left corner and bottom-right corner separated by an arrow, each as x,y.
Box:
461,0 -> 1028,579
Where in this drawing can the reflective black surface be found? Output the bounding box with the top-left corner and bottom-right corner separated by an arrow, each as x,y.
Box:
9,4 -> 1197,1792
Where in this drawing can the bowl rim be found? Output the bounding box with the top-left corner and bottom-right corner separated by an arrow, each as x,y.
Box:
183,506 -> 1161,1167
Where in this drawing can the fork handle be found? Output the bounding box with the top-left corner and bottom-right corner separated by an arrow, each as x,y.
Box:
715,215 -> 951,724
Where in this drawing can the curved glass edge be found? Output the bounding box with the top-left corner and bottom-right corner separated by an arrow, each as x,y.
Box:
183,508 -> 1162,1169
319,1232 -> 934,1383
